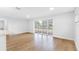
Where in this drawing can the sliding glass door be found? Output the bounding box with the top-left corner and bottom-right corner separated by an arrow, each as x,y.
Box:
35,19 -> 53,35
34,19 -> 53,51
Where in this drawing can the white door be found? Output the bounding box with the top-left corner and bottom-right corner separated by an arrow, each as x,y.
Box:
0,19 -> 6,51
75,22 -> 79,50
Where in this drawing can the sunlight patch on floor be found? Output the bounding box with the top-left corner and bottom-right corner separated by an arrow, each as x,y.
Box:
34,33 -> 53,51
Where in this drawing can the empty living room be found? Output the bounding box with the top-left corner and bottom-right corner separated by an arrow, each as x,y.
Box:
0,7 -> 79,51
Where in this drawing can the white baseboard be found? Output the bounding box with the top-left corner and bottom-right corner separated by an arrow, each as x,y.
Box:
53,35 -> 74,40
7,32 -> 33,35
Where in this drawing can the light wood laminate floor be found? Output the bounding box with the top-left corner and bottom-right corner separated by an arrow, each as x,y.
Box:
6,33 -> 76,51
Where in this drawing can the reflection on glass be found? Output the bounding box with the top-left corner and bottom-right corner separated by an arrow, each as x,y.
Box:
0,20 -> 4,30
35,19 -> 53,34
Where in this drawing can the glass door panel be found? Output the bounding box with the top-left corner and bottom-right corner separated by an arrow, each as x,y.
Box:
34,19 -> 53,50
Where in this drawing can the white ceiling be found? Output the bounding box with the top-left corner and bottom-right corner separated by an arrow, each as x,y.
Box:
0,7 -> 75,20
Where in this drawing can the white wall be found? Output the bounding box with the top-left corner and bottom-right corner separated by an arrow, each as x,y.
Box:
53,12 -> 75,40
7,19 -> 28,34
26,20 -> 34,33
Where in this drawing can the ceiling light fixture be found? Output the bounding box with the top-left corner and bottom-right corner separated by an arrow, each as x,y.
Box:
49,7 -> 54,11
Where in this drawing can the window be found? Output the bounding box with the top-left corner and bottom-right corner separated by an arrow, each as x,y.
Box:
35,19 -> 53,34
